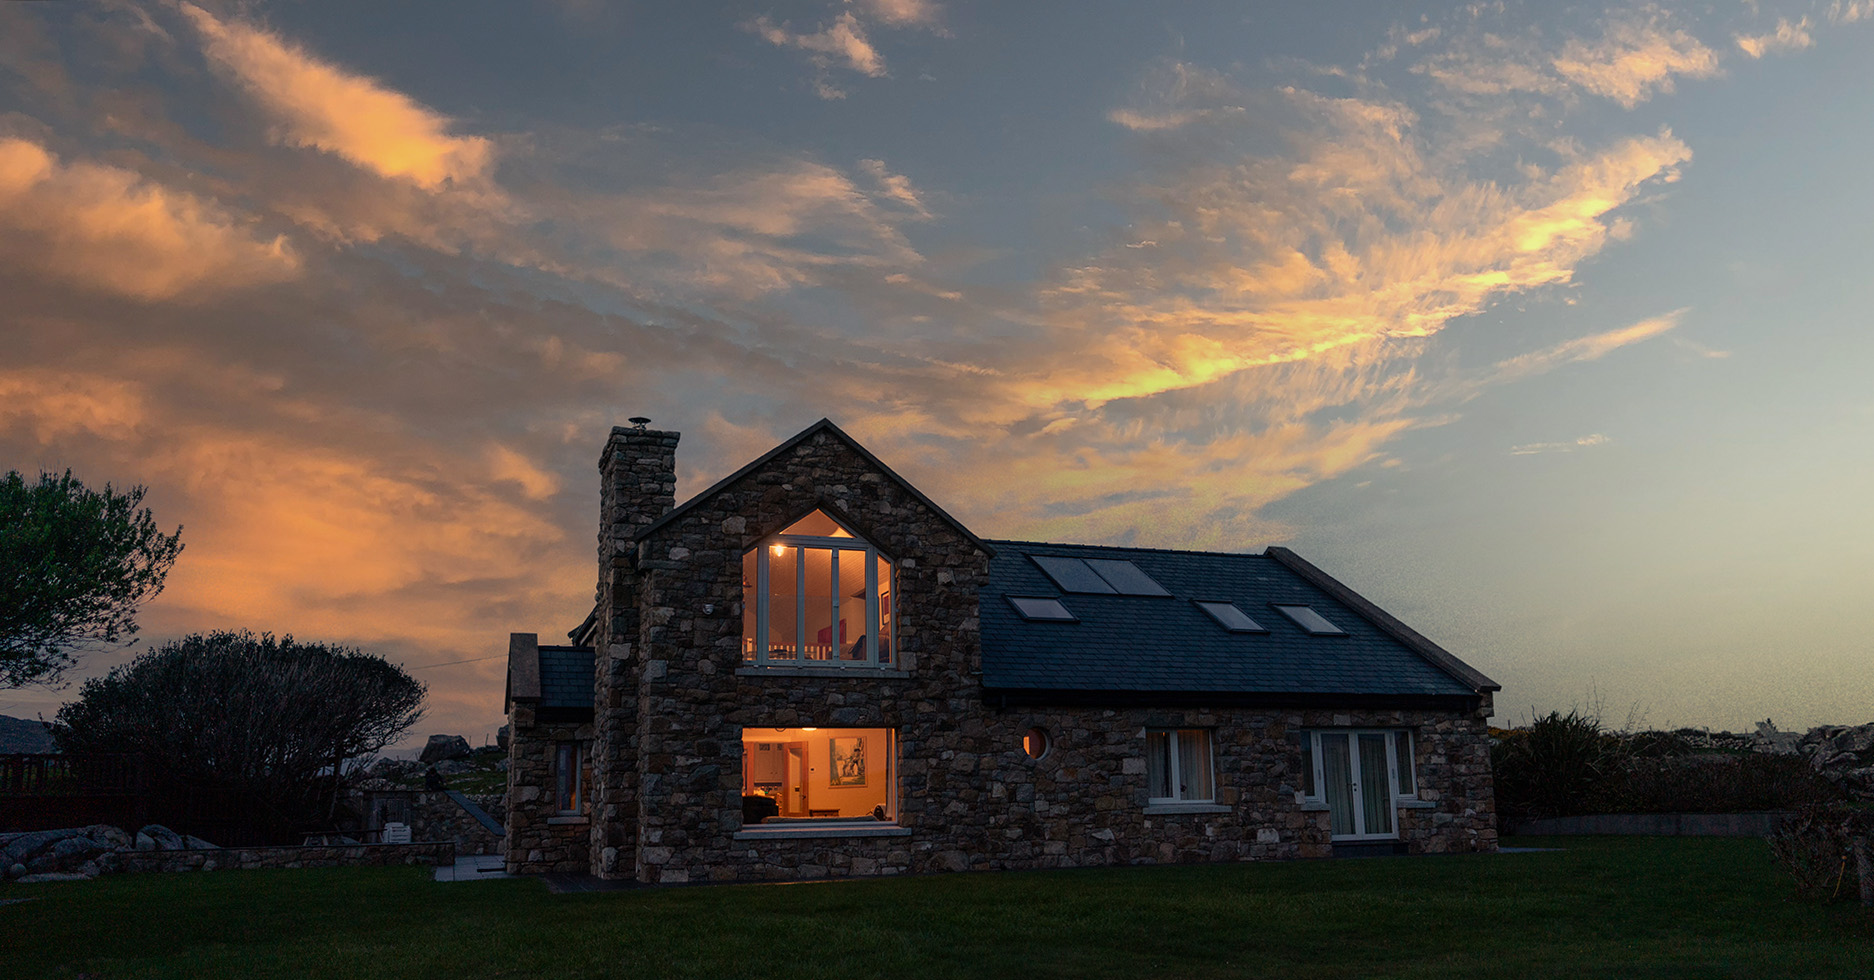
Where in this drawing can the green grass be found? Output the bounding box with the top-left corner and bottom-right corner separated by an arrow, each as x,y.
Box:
2,837 -> 1870,979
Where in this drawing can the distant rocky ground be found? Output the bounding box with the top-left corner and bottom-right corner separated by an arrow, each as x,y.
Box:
2,824 -> 217,882
0,715 -> 57,754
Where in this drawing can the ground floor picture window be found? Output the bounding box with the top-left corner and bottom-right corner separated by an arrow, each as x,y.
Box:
1300,729 -> 1415,840
1145,728 -> 1214,803
741,727 -> 896,823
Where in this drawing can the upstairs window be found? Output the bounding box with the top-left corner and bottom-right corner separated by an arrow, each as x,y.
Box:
743,510 -> 894,668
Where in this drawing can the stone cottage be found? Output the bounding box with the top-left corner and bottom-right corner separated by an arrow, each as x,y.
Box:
503,418 -> 1500,882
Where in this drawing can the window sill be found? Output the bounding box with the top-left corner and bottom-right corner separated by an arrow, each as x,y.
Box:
736,666 -> 911,679
734,822 -> 912,840
547,815 -> 590,825
1299,800 -> 1330,812
1143,803 -> 1231,815
1397,799 -> 1435,810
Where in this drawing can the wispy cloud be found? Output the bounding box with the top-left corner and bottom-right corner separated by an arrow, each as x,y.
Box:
180,3 -> 493,189
1489,309 -> 1690,384
1415,8 -> 1719,110
1829,1 -> 1874,25
1511,433 -> 1611,455
1735,18 -> 1814,58
1552,13 -> 1719,107
745,1 -> 948,99
0,136 -> 299,301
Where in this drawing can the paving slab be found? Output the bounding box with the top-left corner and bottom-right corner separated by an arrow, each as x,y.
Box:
433,854 -> 509,882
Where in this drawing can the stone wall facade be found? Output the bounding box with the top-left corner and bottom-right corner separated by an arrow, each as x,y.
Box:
504,705 -> 593,874
117,840 -> 454,874
507,421 -> 1498,884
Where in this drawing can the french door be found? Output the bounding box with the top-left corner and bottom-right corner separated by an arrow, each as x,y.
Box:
1317,731 -> 1397,839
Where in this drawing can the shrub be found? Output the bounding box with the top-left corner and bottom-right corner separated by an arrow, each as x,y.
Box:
1768,803 -> 1874,902
1491,709 -> 1625,824
1608,753 -> 1844,814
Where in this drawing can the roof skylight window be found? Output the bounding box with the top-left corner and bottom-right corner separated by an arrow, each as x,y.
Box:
1007,595 -> 1078,622
1194,601 -> 1266,633
1273,604 -> 1346,636
1030,555 -> 1169,596
1083,558 -> 1171,597
1030,556 -> 1116,594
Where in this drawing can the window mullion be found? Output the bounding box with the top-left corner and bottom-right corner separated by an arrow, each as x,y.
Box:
755,548 -> 769,666
1170,732 -> 1184,801
795,547 -> 806,660
830,549 -> 841,667
865,550 -> 879,667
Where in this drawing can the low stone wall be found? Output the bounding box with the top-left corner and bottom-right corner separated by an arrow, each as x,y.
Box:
1512,812 -> 1794,837
116,840 -> 455,874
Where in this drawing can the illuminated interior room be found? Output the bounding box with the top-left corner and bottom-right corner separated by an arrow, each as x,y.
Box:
740,727 -> 896,823
741,510 -> 895,666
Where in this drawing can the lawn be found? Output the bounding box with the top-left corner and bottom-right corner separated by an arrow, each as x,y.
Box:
3,837 -> 1869,980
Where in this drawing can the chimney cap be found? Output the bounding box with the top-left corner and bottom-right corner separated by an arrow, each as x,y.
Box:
628,417 -> 651,429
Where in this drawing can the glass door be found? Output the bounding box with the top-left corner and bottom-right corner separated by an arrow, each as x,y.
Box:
1316,731 -> 1397,840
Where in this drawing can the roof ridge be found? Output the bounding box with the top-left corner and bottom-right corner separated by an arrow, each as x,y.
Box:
985,538 -> 1277,560
634,418 -> 994,556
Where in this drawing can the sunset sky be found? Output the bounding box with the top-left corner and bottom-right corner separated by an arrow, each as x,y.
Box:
4,1 -> 1871,747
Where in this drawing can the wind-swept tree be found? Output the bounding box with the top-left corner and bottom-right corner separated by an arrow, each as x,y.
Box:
52,631 -> 426,839
0,470 -> 184,688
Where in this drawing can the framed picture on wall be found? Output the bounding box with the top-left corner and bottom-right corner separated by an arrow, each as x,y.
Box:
829,736 -> 866,787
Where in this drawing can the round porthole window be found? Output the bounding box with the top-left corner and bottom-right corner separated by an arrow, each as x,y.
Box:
1022,727 -> 1050,760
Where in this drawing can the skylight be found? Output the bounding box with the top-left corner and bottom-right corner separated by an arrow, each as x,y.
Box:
1030,556 -> 1115,593
1083,558 -> 1171,597
1273,604 -> 1346,636
1030,555 -> 1168,596
1195,601 -> 1266,633
1007,595 -> 1077,622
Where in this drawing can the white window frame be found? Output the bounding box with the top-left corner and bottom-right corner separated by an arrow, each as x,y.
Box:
1145,728 -> 1215,804
1297,729 -> 1416,840
744,515 -> 895,670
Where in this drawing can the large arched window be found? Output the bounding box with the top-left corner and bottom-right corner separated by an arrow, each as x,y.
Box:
742,510 -> 895,668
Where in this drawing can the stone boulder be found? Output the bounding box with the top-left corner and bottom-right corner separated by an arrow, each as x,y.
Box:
419,734 -> 472,764
138,825 -> 187,851
1,826 -> 125,879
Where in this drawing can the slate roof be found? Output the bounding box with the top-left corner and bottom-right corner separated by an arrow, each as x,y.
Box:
979,540 -> 1489,699
538,645 -> 595,710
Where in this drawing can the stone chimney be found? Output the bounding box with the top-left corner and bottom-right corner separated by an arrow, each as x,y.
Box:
590,417 -> 677,880
599,419 -> 680,569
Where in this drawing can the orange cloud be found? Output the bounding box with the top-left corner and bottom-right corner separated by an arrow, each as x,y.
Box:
1735,19 -> 1814,58
0,369 -> 147,444
180,3 -> 492,189
1551,17 -> 1719,107
0,137 -> 299,301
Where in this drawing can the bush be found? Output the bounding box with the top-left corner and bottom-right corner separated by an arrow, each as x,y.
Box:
52,630 -> 424,842
1768,803 -> 1874,902
1494,713 -> 1848,825
1609,753 -> 1842,815
1491,709 -> 1625,824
